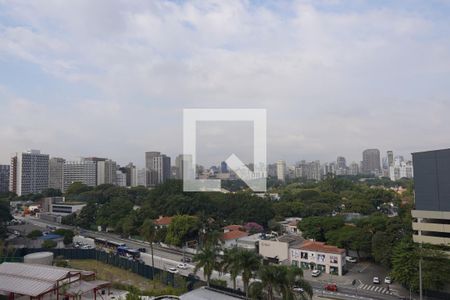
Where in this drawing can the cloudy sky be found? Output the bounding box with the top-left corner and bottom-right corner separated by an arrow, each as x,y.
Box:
1,0 -> 449,167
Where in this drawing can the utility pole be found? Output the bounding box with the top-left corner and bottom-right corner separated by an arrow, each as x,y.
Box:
419,243 -> 423,300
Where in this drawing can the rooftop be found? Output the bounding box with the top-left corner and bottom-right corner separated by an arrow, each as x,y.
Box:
180,287 -> 244,300
297,241 -> 346,254
223,225 -> 243,231
154,216 -> 173,226
222,230 -> 249,241
0,262 -> 95,297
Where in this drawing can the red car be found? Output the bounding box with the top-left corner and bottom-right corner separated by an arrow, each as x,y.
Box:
324,283 -> 338,292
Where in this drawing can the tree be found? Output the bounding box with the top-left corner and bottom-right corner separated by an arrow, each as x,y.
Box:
140,219 -> 157,282
76,201 -> 97,229
54,229 -> 74,245
165,215 -> 199,247
0,201 -> 12,238
256,265 -> 312,300
298,216 -> 344,242
27,230 -> 43,239
391,240 -> 450,292
42,240 -> 57,249
222,247 -> 241,290
372,231 -> 393,267
66,182 -> 92,195
193,243 -> 218,286
258,265 -> 280,300
237,249 -> 261,298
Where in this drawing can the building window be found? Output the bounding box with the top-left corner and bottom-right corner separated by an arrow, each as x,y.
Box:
300,252 -> 308,259
330,255 -> 338,264
317,254 -> 326,263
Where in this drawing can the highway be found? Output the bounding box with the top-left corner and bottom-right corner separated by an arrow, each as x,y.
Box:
19,216 -> 402,300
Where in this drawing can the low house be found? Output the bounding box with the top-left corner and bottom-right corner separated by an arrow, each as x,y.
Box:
290,241 -> 346,276
222,229 -> 249,249
259,234 -> 304,264
279,217 -> 301,234
154,216 -> 173,228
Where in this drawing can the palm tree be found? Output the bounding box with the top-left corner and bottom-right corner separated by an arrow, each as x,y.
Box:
236,249 -> 261,298
140,219 -> 157,281
256,265 -> 313,300
193,243 -> 218,286
281,266 -> 313,300
222,247 -> 241,290
258,264 -> 282,300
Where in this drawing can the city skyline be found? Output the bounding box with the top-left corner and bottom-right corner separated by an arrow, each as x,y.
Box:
0,147 -> 414,169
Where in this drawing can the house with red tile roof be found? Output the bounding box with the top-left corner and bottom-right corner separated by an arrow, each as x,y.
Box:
221,230 -> 249,248
154,216 -> 173,227
290,241 -> 346,276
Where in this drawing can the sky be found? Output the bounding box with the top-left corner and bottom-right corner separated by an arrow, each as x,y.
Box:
0,0 -> 450,167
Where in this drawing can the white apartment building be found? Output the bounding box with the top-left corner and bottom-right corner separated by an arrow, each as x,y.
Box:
290,241 -> 346,276
116,170 -> 127,187
63,160 -> 96,192
97,159 -> 117,185
9,150 -> 49,196
276,160 -> 286,181
389,160 -> 413,181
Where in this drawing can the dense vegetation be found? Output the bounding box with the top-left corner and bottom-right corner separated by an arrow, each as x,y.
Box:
2,176 -> 449,294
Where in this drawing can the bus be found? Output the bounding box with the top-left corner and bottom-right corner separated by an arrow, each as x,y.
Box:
117,246 -> 140,259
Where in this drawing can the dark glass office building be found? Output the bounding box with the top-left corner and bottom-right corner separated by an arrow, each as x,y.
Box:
412,148 -> 450,246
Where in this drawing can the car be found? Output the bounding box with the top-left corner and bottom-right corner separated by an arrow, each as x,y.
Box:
373,277 -> 380,284
384,276 -> 392,284
345,256 -> 357,263
138,248 -> 146,253
177,263 -> 188,269
181,257 -> 192,263
168,267 -> 179,274
292,286 -> 304,293
324,283 -> 338,292
311,270 -> 321,277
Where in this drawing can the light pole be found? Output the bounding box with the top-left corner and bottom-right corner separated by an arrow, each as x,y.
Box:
419,243 -> 423,300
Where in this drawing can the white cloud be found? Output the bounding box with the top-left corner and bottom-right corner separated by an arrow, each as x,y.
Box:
0,0 -> 449,165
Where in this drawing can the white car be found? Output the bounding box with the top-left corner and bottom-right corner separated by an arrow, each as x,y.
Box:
292,287 -> 304,293
168,267 -> 179,274
311,270 -> 321,277
345,256 -> 357,263
373,277 -> 380,284
177,263 -> 188,269
384,276 -> 392,284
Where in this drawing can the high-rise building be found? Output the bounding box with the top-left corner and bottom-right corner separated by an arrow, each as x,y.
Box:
276,160 -> 286,181
48,157 -> 65,192
220,161 -> 228,173
387,151 -> 394,167
9,150 -> 49,196
389,160 -> 413,181
63,160 -> 96,192
0,165 -> 10,193
115,170 -> 127,187
336,156 -> 346,169
81,157 -> 107,185
137,168 -> 148,187
175,154 -> 193,180
153,154 -> 171,184
361,149 -> 381,175
145,151 -> 171,186
97,159 -> 117,185
349,162 -> 360,176
123,163 -> 137,187
411,148 -> 450,246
